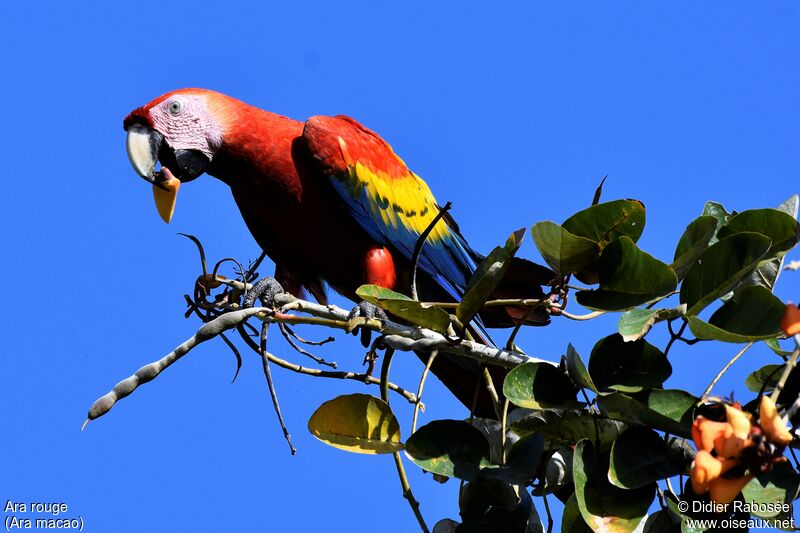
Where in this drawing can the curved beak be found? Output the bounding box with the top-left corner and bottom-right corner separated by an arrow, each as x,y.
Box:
125,123 -> 165,186
125,123 -> 179,223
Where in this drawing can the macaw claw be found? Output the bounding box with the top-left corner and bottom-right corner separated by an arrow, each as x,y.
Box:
346,301 -> 388,347
244,276 -> 284,308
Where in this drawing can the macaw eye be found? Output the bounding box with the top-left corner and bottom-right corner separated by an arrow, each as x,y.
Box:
168,100 -> 183,115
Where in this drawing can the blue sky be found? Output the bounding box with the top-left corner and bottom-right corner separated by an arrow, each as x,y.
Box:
2,1 -> 800,531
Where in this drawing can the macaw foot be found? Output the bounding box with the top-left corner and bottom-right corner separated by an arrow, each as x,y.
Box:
346,301 -> 388,347
244,276 -> 285,308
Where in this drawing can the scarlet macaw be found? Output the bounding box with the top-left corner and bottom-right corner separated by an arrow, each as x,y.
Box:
124,89 -> 552,416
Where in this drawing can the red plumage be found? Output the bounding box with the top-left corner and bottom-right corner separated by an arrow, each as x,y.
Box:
124,89 -> 553,417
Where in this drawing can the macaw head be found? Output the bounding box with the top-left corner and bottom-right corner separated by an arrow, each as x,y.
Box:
123,88 -> 226,222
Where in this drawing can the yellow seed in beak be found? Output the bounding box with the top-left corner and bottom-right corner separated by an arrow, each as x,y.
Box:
152,175 -> 181,224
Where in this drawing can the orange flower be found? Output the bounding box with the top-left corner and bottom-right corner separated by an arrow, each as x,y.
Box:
709,473 -> 755,505
692,417 -> 728,453
690,399 -> 792,505
782,303 -> 800,336
714,406 -> 752,458
690,450 -> 724,494
759,395 -> 793,446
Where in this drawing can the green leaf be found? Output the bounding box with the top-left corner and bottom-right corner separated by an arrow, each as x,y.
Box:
307,394 -> 403,454
701,200 -> 733,245
468,418 -> 505,464
641,510 -> 680,532
457,228 -> 525,326
562,493 -> 593,533
508,409 -> 626,452
530,221 -> 599,276
432,519 -> 459,533
717,208 -> 800,258
481,432 -> 545,485
671,215 -> 717,280
565,343 -> 598,392
742,462 -> 800,518
532,447 -> 574,495
617,309 -> 658,342
595,390 -> 698,438
617,307 -> 684,342
404,420 -> 490,480
744,363 -> 800,409
588,334 -> 672,393
765,337 -> 793,357
563,199 -> 646,248
459,478 -> 535,532
356,284 -> 452,333
609,428 -> 695,489
679,232 -> 772,315
576,237 -> 678,311
735,197 -> 800,294
686,285 -> 786,343
745,364 -> 783,393
502,362 -> 579,409
574,439 -> 655,533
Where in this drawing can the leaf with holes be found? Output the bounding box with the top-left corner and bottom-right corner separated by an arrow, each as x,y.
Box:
307,394 -> 402,454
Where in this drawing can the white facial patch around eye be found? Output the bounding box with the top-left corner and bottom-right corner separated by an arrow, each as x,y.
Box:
148,94 -> 223,160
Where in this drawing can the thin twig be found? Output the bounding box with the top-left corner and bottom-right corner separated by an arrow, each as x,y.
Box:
542,492 -> 553,533
482,367 -> 503,420
557,309 -> 606,321
379,347 -> 429,533
505,303 -> 543,351
178,233 -> 209,278
278,323 -> 337,368
260,321 -> 296,455
218,332 -> 243,383
281,324 -> 335,346
410,201 -> 452,301
702,342 -> 755,400
418,298 -> 545,309
500,399 -> 509,465
663,320 -> 688,358
235,325 -> 418,404
412,351 -> 437,433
